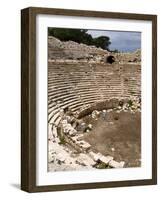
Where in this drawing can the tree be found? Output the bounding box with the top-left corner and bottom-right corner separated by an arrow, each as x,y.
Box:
48,28 -> 111,50
93,36 -> 111,50
48,28 -> 93,44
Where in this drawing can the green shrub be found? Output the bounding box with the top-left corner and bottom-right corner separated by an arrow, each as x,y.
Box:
59,135 -> 66,145
95,162 -> 110,169
128,100 -> 133,107
48,28 -> 111,51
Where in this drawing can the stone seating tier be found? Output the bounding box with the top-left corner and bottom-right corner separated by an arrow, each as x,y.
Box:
48,62 -> 141,126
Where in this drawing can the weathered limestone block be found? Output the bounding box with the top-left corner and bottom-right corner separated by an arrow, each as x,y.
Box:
76,141 -> 91,151
89,151 -> 113,164
70,134 -> 84,142
81,142 -> 91,151
89,152 -> 103,162
91,110 -> 100,119
63,123 -> 71,133
48,123 -> 54,140
48,151 -> 55,163
48,140 -> 55,151
68,128 -> 77,136
77,122 -> 87,132
62,119 -> 67,125
76,154 -> 96,166
56,153 -> 66,164
109,160 -> 125,168
62,122 -> 77,136
99,155 -> 113,164
119,161 -> 125,167
88,124 -> 92,129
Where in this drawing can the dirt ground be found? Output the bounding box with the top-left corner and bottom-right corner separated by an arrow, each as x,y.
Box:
83,111 -> 141,167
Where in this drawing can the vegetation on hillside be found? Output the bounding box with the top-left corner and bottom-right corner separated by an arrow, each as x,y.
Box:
48,28 -> 111,51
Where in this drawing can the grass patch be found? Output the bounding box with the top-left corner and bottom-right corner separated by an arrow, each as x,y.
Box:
128,100 -> 133,107
58,135 -> 66,145
95,162 -> 111,169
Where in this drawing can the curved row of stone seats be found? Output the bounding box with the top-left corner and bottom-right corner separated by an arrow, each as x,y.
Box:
48,88 -> 101,108
48,62 -> 141,126
48,64 -> 140,99
122,70 -> 141,97
48,75 -> 103,104
48,96 -> 96,123
48,79 -> 140,100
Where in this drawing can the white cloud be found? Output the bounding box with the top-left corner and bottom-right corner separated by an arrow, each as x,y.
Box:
88,30 -> 141,52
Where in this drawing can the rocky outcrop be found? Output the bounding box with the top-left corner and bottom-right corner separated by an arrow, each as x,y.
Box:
48,36 -> 109,62
48,36 -> 141,64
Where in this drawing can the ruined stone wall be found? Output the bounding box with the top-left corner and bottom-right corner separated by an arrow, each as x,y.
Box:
48,36 -> 141,63
48,62 -> 141,126
114,49 -> 141,63
48,37 -> 141,171
48,36 -> 141,127
48,36 -> 109,62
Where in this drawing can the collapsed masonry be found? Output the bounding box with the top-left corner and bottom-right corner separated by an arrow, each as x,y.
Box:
48,36 -> 141,171
48,36 -> 141,63
48,98 -> 141,171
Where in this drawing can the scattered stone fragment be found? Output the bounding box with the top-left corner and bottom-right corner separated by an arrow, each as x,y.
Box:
116,110 -> 120,113
74,134 -> 84,141
91,110 -> 100,119
76,154 -> 96,166
89,152 -> 102,162
65,115 -> 71,123
99,155 -> 113,164
119,161 -> 125,168
77,122 -> 87,132
48,123 -> 55,140
48,152 -> 55,163
57,154 -> 66,162
107,109 -> 113,113
56,154 -> 66,164
62,119 -> 67,125
61,121 -> 77,136
88,124 -> 92,129
68,128 -> 77,136
109,160 -> 125,168
79,141 -> 91,151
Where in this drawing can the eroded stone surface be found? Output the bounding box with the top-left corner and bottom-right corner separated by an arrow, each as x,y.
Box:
109,160 -> 125,168
99,155 -> 113,164
47,36 -> 141,171
75,153 -> 96,166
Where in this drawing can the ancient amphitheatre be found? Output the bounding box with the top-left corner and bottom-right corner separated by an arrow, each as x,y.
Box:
48,35 -> 141,172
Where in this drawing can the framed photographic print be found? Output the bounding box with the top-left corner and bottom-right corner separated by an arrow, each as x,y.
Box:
21,7 -> 157,192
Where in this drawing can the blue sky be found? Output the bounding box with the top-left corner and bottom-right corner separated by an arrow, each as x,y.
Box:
88,30 -> 141,52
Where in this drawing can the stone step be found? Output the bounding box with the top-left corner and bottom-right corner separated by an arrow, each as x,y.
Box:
48,111 -> 60,123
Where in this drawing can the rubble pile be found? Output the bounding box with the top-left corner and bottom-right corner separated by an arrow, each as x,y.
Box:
48,36 -> 109,62
48,104 -> 131,171
48,36 -> 141,171
48,36 -> 141,63
114,49 -> 141,63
